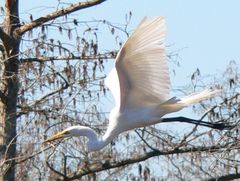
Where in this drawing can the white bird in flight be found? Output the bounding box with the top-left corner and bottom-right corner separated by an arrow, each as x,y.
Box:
44,17 -> 222,152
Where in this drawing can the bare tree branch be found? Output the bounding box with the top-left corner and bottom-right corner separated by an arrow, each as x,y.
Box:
19,52 -> 117,63
66,141 -> 238,180
207,173 -> 240,181
16,0 -> 107,36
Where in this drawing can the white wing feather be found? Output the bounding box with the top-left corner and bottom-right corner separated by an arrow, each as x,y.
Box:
106,17 -> 170,109
105,67 -> 121,107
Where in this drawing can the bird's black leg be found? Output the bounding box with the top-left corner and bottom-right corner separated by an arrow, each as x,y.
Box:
161,116 -> 233,130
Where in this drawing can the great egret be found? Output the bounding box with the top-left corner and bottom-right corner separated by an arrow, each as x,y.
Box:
44,17 -> 222,152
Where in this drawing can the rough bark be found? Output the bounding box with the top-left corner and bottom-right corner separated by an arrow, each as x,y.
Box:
0,1 -> 20,180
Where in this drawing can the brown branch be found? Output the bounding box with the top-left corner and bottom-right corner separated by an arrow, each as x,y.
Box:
16,0 -> 107,36
67,141 -> 238,180
19,52 -> 117,63
207,173 -> 240,181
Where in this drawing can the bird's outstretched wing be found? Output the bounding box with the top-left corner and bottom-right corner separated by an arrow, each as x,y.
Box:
106,17 -> 170,109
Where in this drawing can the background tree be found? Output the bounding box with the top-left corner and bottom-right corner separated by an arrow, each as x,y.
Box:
0,0 -> 239,181
0,0 -> 110,180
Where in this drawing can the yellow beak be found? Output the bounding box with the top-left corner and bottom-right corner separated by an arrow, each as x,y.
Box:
43,130 -> 69,143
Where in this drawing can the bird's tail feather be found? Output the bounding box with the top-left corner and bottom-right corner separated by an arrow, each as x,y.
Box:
178,89 -> 222,106
159,89 -> 221,114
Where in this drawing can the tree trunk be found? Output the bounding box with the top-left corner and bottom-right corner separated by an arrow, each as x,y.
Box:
0,1 -> 20,180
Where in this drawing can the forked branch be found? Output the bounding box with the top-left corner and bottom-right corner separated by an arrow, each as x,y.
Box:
16,0 -> 107,36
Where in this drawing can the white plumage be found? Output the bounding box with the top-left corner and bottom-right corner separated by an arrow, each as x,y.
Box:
44,17 -> 221,152
106,17 -> 170,109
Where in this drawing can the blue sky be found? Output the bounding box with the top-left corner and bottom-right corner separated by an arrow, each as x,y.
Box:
84,0 -> 240,82
20,0 -> 240,86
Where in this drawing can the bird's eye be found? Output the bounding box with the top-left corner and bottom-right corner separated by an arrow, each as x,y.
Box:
64,131 -> 70,135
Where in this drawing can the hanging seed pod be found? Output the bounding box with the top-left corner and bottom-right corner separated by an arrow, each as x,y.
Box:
73,19 -> 78,26
143,167 -> 150,180
83,64 -> 87,82
229,78 -> 235,89
41,25 -> 45,33
138,164 -> 142,178
93,44 -> 98,56
97,93 -> 99,101
30,14 -> 33,22
57,40 -> 62,55
67,29 -> 72,40
50,39 -> 54,44
111,27 -> 115,35
88,90 -> 91,98
59,26 -> 63,34
103,87 -> 106,95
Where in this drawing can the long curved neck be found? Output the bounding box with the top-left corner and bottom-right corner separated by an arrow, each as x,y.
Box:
83,126 -> 116,152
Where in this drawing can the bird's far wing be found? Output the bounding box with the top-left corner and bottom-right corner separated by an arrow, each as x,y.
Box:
115,17 -> 171,109
105,67 -> 121,108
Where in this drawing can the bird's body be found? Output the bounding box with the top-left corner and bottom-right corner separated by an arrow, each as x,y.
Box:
44,17 -> 222,152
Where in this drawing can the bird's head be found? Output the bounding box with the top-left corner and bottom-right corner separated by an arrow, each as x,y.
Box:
44,126 -> 93,143
43,125 -> 101,151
